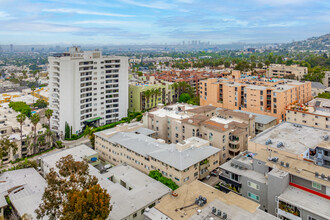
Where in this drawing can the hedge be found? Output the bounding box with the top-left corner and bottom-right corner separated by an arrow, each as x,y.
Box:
149,170 -> 179,190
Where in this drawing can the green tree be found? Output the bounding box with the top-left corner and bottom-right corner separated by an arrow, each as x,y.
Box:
16,113 -> 26,149
83,126 -> 95,148
224,61 -> 230,68
303,66 -> 325,82
30,113 -> 40,154
36,155 -> 109,220
45,109 -> 53,128
0,136 -> 18,162
265,60 -> 270,67
8,102 -> 31,117
142,89 -> 152,109
316,92 -> 330,99
33,99 -> 48,109
179,93 -> 191,103
257,62 -> 263,69
31,86 -> 36,106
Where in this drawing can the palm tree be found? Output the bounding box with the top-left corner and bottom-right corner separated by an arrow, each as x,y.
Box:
154,88 -> 161,105
30,113 -> 40,154
0,136 -> 18,162
45,109 -> 53,129
143,89 -> 152,110
16,113 -> 26,151
83,126 -> 95,148
31,86 -> 36,106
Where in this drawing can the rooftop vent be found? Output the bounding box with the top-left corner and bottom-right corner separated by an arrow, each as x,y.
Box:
223,212 -> 228,219
286,163 -> 289,168
265,139 -> 272,145
212,207 -> 216,214
315,172 -> 319,177
277,142 -> 284,148
280,161 -> 284,166
324,135 -> 329,141
216,210 -> 222,216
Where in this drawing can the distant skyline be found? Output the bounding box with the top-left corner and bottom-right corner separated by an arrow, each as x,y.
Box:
0,0 -> 329,45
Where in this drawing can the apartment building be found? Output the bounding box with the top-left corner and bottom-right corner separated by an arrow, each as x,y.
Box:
48,47 -> 128,135
40,144 -> 171,220
128,78 -> 174,112
248,122 -> 330,161
321,71 -> 330,87
267,64 -> 308,80
286,98 -> 330,130
0,104 -> 44,164
144,180 -> 278,220
0,168 -> 46,219
200,77 -> 312,121
94,123 -> 220,186
234,110 -> 277,135
219,149 -> 330,220
143,104 -> 254,163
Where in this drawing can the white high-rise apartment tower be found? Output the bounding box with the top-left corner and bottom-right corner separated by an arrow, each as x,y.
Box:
48,47 -> 128,136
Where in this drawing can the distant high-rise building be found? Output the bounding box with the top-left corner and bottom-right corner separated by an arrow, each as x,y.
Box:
48,47 -> 128,136
10,44 -> 13,52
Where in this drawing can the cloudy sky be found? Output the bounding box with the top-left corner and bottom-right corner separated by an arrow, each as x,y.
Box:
0,0 -> 329,45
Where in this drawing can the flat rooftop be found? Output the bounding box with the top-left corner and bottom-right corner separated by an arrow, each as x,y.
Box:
279,186 -> 330,219
254,149 -> 330,187
250,122 -> 330,155
234,110 -> 277,124
0,168 -> 46,219
91,165 -> 171,220
106,132 -> 220,171
148,103 -> 196,120
40,145 -> 171,220
149,180 -> 277,220
40,144 -> 97,171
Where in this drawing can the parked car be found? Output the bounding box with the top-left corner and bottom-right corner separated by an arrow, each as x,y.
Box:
210,170 -> 218,176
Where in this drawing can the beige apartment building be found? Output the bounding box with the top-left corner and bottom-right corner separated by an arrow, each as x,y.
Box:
267,64 -> 308,80
94,122 -> 220,186
143,104 -> 256,163
286,98 -> 330,130
0,104 -> 44,164
200,77 -> 312,122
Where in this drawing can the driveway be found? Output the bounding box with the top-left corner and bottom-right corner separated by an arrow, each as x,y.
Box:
202,175 -> 220,187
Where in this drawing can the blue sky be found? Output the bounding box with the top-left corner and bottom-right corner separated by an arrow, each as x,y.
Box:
0,0 -> 329,45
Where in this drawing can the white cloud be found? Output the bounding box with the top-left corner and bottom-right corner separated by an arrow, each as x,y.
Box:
0,11 -> 15,20
74,19 -> 152,27
119,0 -> 174,10
43,8 -> 134,17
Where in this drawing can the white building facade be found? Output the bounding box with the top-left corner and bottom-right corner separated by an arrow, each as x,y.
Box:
48,47 -> 128,135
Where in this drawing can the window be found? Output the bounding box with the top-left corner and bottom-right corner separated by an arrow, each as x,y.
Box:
194,172 -> 198,177
312,182 -> 321,190
184,176 -> 189,182
133,213 -> 137,218
247,181 -> 260,190
230,173 -> 239,182
247,192 -> 259,201
209,132 -> 213,141
308,216 -> 318,220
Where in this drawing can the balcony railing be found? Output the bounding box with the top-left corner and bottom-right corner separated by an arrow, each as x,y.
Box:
219,175 -> 242,188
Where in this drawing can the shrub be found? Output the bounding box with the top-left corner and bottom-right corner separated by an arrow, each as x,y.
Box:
9,101 -> 31,117
149,170 -> 179,190
136,115 -> 143,121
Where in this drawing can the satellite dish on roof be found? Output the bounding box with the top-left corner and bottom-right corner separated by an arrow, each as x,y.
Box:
249,114 -> 253,118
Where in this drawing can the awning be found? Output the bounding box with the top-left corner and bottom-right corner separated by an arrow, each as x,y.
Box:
84,117 -> 102,123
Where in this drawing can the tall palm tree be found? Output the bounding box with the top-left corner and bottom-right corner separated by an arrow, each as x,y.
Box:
83,126 -> 95,148
31,86 -> 36,106
16,113 -> 26,152
0,136 -> 18,162
143,89 -> 152,109
154,88 -> 161,105
30,113 -> 40,154
45,109 -> 53,129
